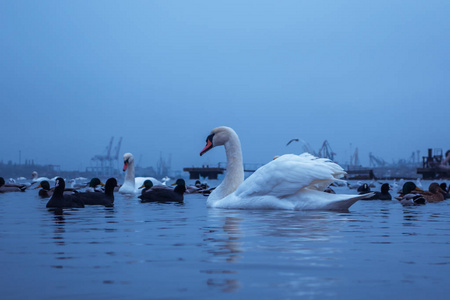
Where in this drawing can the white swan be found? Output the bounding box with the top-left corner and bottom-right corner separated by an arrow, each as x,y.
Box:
118,153 -> 162,195
31,171 -> 52,183
200,126 -> 373,211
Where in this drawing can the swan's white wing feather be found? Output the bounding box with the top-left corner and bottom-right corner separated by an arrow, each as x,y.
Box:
212,188 -> 374,211
235,153 -> 346,199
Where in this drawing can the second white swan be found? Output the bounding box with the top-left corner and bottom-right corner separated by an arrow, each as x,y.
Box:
119,153 -> 162,195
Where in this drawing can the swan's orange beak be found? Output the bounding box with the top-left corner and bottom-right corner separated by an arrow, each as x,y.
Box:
123,161 -> 129,171
34,184 -> 42,189
200,140 -> 213,156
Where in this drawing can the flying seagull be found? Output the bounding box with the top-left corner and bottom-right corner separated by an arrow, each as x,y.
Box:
286,138 -> 299,146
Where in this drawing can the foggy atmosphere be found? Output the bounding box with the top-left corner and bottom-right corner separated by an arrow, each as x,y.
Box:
1,1 -> 450,299
1,1 -> 449,175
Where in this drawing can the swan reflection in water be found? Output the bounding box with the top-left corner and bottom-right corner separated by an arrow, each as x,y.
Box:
202,212 -> 243,292
203,209 -> 354,294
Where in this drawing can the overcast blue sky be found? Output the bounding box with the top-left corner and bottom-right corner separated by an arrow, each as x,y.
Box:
1,1 -> 449,173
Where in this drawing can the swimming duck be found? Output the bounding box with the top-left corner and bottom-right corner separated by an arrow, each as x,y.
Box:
139,180 -> 154,195
118,153 -> 162,195
84,178 -> 105,192
199,126 -> 373,211
35,180 -> 53,198
185,180 -> 211,194
395,181 -> 426,206
46,177 -> 84,209
373,183 -> 392,200
357,183 -> 371,194
139,179 -> 186,203
35,180 -> 79,198
0,177 -> 27,193
360,183 -> 392,200
75,178 -> 118,207
421,182 -> 445,203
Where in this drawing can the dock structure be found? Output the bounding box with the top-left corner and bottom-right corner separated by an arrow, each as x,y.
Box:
345,169 -> 376,180
183,166 -> 225,180
417,148 -> 450,179
417,168 -> 450,179
184,162 -> 264,180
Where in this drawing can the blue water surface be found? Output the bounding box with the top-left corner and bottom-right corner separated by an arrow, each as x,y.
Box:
1,180 -> 450,299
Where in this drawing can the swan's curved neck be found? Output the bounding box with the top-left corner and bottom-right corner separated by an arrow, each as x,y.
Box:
124,161 -> 135,187
208,133 -> 244,202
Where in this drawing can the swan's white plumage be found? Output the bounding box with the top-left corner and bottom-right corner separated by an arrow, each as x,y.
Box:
31,171 -> 52,183
202,127 -> 373,211
118,153 -> 161,195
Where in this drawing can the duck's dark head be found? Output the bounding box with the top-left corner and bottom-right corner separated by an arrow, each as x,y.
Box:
402,181 -> 420,194
171,178 -> 185,186
105,178 -> 119,195
0,177 -> 5,187
172,179 -> 186,194
89,178 -> 104,188
139,180 -> 153,190
35,180 -> 51,190
54,177 -> 66,192
357,183 -> 371,193
105,178 -> 118,188
381,183 -> 390,194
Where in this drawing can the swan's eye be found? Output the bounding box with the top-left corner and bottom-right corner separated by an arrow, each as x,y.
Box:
206,133 -> 214,143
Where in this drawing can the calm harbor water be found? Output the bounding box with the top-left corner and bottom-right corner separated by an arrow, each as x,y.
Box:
1,180 -> 450,299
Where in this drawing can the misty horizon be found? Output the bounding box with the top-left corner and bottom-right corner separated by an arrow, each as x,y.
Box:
1,1 -> 449,173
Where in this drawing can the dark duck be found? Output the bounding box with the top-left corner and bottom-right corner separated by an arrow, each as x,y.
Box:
46,177 -> 84,209
421,182 -> 445,203
0,177 -> 27,193
35,180 -> 79,198
359,183 -> 392,200
395,181 -> 426,206
373,183 -> 392,200
85,178 -> 105,192
75,178 -> 118,207
35,180 -> 53,198
139,179 -> 154,195
139,179 -> 186,203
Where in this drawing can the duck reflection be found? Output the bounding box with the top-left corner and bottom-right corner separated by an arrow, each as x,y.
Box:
402,207 -> 420,227
51,214 -> 66,246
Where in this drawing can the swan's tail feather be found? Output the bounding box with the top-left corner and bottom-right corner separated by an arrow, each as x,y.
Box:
322,192 -> 375,211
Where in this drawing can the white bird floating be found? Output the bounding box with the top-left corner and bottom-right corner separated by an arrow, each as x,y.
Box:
161,176 -> 171,186
118,153 -> 162,195
31,171 -> 53,183
200,126 -> 373,211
